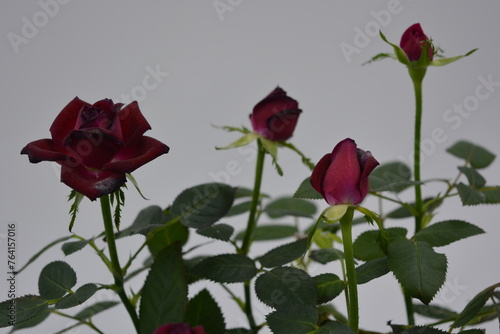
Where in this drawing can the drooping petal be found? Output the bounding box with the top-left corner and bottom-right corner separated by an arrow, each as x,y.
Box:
323,138 -> 362,205
20,138 -> 68,163
61,163 -> 126,201
50,97 -> 89,146
104,136 -> 169,173
118,101 -> 152,145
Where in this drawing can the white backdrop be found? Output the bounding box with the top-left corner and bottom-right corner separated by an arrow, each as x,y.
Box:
1,1 -> 500,333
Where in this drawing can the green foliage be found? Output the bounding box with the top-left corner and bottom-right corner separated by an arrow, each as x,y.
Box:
255,267 -> 317,309
235,224 -> 298,241
413,220 -> 484,247
147,222 -> 189,257
451,283 -> 500,328
313,273 -> 345,304
67,190 -> 84,232
55,283 -> 98,309
263,197 -> 317,218
388,240 -> 447,304
73,301 -> 119,320
171,183 -> 236,228
457,183 -> 487,206
309,248 -> 344,264
257,238 -> 307,268
185,289 -> 226,334
355,257 -> 390,284
413,303 -> 458,320
0,295 -> 48,328
61,239 -> 89,256
313,321 -> 354,334
353,227 -> 407,261
369,161 -> 417,193
139,243 -> 187,334
117,205 -> 164,238
191,254 -> 257,283
196,224 -> 234,242
447,141 -> 495,169
293,177 -> 323,200
266,305 -> 318,334
38,261 -> 77,300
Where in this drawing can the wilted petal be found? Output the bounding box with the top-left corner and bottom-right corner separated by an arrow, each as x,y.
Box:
21,138 -> 68,163
61,163 -> 126,201
104,136 -> 169,173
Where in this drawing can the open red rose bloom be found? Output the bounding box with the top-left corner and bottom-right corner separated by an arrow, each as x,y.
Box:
21,98 -> 169,200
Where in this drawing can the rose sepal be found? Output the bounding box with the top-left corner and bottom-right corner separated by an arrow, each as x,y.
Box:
429,48 -> 478,67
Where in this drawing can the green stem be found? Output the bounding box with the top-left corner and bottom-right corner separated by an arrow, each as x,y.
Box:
100,195 -> 140,334
239,140 -> 266,333
241,140 -> 266,254
340,206 -> 358,333
403,290 -> 415,325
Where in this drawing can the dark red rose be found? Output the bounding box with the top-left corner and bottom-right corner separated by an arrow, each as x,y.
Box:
153,323 -> 207,334
249,86 -> 302,141
311,138 -> 379,206
21,97 -> 169,200
400,23 -> 434,62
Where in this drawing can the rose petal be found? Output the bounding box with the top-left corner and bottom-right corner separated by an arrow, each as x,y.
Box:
50,97 -> 90,146
323,138 -> 362,205
104,136 -> 169,173
61,163 -> 126,200
118,101 -> 152,145
21,138 -> 68,163
265,109 -> 301,141
357,150 -> 379,200
310,153 -> 332,199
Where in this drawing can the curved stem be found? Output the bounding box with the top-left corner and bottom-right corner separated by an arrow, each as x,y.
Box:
340,206 -> 358,333
100,195 -> 140,333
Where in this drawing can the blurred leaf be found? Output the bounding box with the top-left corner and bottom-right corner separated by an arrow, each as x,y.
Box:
225,200 -> 251,217
73,301 -> 119,320
313,321 -> 354,334
196,224 -> 234,242
482,186 -> 500,204
61,240 -> 89,256
55,283 -> 98,309
38,261 -> 77,300
369,161 -> 416,193
293,177 -> 323,200
257,238 -> 307,268
355,257 -> 390,284
255,267 -> 317,309
216,133 -> 258,150
413,303 -> 458,320
354,228 -> 407,261
388,240 -> 447,304
452,283 -> 500,328
171,183 -> 236,228
139,243 -> 187,334
458,167 -> 486,188
429,48 -> 478,66
313,273 -> 344,304
400,326 -> 448,333
191,254 -> 257,283
11,309 -> 50,331
309,248 -> 344,264
117,205 -> 164,238
267,305 -> 317,334
413,220 -> 484,247
323,205 -> 349,224
264,197 -> 317,218
147,222 -> 189,257
447,141 -> 495,169
457,183 -> 486,206
0,295 -> 48,328
185,289 -> 225,334
235,224 -> 298,241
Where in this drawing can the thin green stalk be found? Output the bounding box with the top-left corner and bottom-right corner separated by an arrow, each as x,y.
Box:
239,140 -> 266,333
100,195 -> 140,333
403,290 -> 415,325
411,71 -> 424,234
240,140 -> 266,254
339,206 -> 358,333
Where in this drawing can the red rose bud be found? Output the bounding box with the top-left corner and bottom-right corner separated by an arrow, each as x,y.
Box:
154,323 -> 207,334
400,23 -> 433,62
250,86 -> 302,141
21,98 -> 169,200
311,138 -> 379,206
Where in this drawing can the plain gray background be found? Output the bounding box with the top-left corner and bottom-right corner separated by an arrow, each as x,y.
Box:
1,1 -> 499,333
